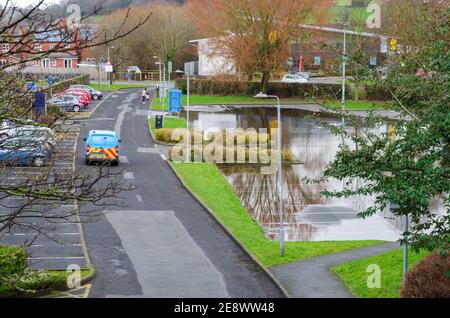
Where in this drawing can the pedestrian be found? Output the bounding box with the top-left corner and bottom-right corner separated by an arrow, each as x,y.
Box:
155,85 -> 160,98
142,88 -> 147,104
146,92 -> 150,102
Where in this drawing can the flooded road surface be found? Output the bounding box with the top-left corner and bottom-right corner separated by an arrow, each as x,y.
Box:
186,106 -> 401,242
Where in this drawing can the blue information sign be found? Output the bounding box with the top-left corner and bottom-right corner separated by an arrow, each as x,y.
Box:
47,76 -> 54,85
168,89 -> 182,113
27,82 -> 36,92
34,92 -> 47,116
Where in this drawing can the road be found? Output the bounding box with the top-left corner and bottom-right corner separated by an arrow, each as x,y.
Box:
76,89 -> 284,298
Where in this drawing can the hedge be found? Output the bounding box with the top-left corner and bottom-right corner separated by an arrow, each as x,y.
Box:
0,245 -> 27,286
175,78 -> 392,101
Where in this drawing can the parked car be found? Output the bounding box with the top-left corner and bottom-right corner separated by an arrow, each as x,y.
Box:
70,85 -> 103,100
48,95 -> 83,112
66,88 -> 91,102
62,90 -> 90,107
0,137 -> 52,167
83,130 -> 121,166
0,119 -> 36,139
281,74 -> 309,83
8,126 -> 56,149
295,72 -> 310,81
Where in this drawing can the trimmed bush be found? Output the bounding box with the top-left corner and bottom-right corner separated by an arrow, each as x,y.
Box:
0,245 -> 27,286
400,253 -> 450,298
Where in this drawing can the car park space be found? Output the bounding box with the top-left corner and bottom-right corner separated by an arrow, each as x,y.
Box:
0,132 -> 88,270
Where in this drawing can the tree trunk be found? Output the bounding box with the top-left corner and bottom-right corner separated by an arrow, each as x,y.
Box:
261,72 -> 270,93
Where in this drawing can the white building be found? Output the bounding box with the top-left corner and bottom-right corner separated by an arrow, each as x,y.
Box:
188,38 -> 236,77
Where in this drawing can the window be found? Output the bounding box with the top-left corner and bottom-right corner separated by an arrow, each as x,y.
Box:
0,60 -> 7,66
64,59 -> 72,68
51,59 -> 56,67
34,43 -> 42,52
42,59 -> 50,68
50,45 -> 55,50
2,43 -> 9,52
35,60 -> 40,67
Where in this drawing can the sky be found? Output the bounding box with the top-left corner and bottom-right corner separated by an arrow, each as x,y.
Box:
0,0 -> 61,8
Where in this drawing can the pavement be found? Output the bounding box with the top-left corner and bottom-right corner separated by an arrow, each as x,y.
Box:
269,242 -> 399,298
76,88 -> 284,298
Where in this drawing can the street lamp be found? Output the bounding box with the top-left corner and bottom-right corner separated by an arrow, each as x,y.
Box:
254,92 -> 284,257
155,59 -> 166,107
337,21 -> 350,119
153,56 -> 163,103
176,69 -> 190,162
107,45 -> 115,88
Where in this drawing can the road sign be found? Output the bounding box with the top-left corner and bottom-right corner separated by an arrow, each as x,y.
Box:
105,61 -> 113,73
47,76 -> 54,85
27,82 -> 36,92
168,89 -> 182,113
389,38 -> 397,51
168,61 -> 173,74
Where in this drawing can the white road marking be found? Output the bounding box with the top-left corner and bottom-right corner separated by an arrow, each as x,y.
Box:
137,147 -> 160,153
4,233 -> 79,236
124,172 -> 134,180
120,155 -> 129,163
136,195 -> 143,202
160,154 -> 167,161
27,256 -> 85,260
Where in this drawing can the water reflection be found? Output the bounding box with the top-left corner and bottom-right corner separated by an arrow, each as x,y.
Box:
187,107 -> 401,242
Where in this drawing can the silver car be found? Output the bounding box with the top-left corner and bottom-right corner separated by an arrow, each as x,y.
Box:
48,95 -> 83,112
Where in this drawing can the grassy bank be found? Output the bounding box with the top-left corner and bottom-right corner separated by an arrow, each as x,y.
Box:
149,116 -> 187,136
331,249 -> 429,298
150,94 -> 386,111
170,163 -> 383,267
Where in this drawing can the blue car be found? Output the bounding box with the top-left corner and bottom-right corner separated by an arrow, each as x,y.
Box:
0,138 -> 52,167
83,130 -> 121,166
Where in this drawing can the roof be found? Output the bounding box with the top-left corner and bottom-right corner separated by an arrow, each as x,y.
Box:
89,130 -> 117,136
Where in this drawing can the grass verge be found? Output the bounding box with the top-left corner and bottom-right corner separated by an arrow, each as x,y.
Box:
170,162 -> 383,268
150,94 -> 386,111
90,83 -> 152,91
149,116 -> 187,139
331,249 -> 429,298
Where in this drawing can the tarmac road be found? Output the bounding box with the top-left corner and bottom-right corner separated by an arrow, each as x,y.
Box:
76,89 -> 284,298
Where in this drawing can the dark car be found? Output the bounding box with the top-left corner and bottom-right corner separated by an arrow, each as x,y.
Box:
0,138 -> 52,167
48,95 -> 83,112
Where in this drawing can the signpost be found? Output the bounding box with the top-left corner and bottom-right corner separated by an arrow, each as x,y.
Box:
168,89 -> 182,113
48,76 -> 54,97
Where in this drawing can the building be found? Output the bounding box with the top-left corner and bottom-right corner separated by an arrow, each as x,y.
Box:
188,38 -> 237,77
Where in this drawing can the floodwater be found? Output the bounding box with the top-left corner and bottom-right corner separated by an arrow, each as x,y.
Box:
185,106 -> 401,242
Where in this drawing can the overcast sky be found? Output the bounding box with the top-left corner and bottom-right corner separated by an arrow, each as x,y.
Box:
0,0 -> 61,8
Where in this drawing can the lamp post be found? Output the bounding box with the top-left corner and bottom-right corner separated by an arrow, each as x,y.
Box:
155,60 -> 166,112
337,21 -> 350,119
153,56 -> 162,103
107,45 -> 115,88
254,92 -> 284,257
176,69 -> 190,162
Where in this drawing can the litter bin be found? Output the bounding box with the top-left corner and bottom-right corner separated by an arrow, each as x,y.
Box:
155,115 -> 163,129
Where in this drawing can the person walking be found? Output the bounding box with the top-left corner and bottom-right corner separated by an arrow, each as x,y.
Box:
142,88 -> 147,104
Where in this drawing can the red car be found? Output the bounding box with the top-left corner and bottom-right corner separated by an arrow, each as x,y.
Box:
63,90 -> 90,107
56,91 -> 89,107
67,88 -> 91,102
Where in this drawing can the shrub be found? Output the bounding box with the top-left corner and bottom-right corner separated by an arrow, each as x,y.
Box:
0,245 -> 27,287
400,253 -> 450,298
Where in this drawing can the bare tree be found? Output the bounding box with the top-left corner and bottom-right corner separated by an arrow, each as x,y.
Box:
0,1 -> 150,242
